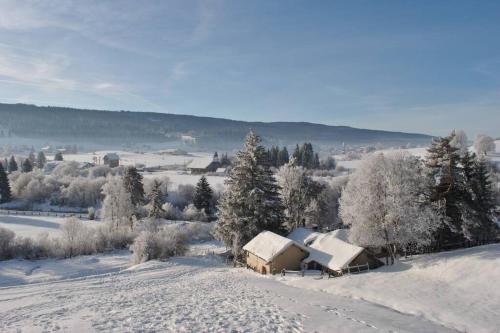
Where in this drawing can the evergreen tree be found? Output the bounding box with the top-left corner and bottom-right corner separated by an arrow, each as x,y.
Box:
425,134 -> 469,248
0,163 -> 11,203
215,131 -> 285,256
301,143 -> 314,168
148,179 -> 165,219
220,153 -> 230,166
8,156 -> 18,173
54,151 -> 64,161
36,151 -> 47,169
313,153 -> 320,169
469,157 -> 497,241
21,158 -> 33,173
123,166 -> 145,207
292,144 -> 301,166
28,151 -> 36,165
193,176 -> 214,215
279,147 -> 289,166
2,158 -> 8,170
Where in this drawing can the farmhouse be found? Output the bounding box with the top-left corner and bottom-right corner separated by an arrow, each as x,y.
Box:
302,229 -> 382,274
187,155 -> 220,174
243,231 -> 309,275
103,153 -> 120,167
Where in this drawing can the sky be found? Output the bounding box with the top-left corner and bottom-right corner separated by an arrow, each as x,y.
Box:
0,0 -> 499,138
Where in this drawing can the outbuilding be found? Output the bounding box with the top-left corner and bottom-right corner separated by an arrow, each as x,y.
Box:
103,153 -> 120,168
302,229 -> 382,275
243,231 -> 309,275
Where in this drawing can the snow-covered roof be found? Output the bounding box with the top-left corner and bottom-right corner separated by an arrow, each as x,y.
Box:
103,153 -> 120,160
216,167 -> 226,173
287,228 -> 321,246
303,229 -> 365,270
243,231 -> 307,263
187,157 -> 216,169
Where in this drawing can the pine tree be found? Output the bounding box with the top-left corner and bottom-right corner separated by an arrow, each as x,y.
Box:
28,151 -> 36,165
36,151 -> 47,169
21,158 -> 33,173
123,166 -> 145,207
313,153 -> 320,169
279,147 -> 289,166
292,144 -> 301,166
148,179 -> 165,219
54,151 -> 63,161
469,157 -> 497,241
0,163 -> 11,203
193,176 -> 214,215
8,156 -> 18,173
215,131 -> 285,256
425,134 -> 469,248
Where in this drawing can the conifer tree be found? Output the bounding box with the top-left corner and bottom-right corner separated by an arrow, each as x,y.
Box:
8,156 -> 18,173
292,144 -> 301,166
123,166 -> 145,207
28,151 -> 36,165
425,133 -> 469,248
21,158 -> 33,173
215,131 -> 285,256
279,147 -> 289,166
148,179 -> 165,219
193,176 -> 214,215
54,151 -> 64,161
0,163 -> 11,203
36,151 -> 47,169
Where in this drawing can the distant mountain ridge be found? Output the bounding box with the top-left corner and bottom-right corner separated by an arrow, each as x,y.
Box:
0,103 -> 432,150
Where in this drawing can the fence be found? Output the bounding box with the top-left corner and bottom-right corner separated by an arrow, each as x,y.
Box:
0,209 -> 88,219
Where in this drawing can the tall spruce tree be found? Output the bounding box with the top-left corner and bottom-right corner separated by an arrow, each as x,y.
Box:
0,163 -> 11,203
292,144 -> 301,166
123,166 -> 145,207
425,133 -> 469,248
54,151 -> 63,161
148,179 -> 165,219
193,176 -> 213,215
8,156 -> 18,173
215,131 -> 285,256
21,158 -> 33,173
36,151 -> 47,169
279,147 -> 289,166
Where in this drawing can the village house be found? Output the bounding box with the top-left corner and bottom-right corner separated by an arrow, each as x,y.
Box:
103,153 -> 120,168
243,231 -> 309,275
187,153 -> 220,174
301,229 -> 383,275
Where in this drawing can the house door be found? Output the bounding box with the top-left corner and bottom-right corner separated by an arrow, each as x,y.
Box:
261,266 -> 267,274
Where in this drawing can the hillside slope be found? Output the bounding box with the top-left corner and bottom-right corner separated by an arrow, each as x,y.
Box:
0,103 -> 432,150
281,244 -> 500,333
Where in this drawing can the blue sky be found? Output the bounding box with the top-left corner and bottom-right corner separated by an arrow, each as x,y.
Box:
0,0 -> 499,137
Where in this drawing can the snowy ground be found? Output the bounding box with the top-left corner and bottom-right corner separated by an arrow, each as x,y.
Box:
0,215 -> 100,237
0,252 -> 457,333
280,244 -> 500,333
141,170 -> 226,190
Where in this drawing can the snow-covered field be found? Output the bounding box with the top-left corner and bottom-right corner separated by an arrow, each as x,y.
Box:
1,253 -> 457,333
1,242 -> 498,332
141,170 -> 226,190
0,215 -> 100,237
62,150 -> 213,169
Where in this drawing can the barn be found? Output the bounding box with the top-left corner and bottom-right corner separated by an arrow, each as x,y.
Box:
243,231 -> 309,275
301,229 -> 383,275
187,157 -> 220,174
103,153 -> 120,168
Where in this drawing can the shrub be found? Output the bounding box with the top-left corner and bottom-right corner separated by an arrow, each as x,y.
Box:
130,227 -> 187,264
0,227 -> 15,259
162,202 -> 180,220
182,204 -> 209,222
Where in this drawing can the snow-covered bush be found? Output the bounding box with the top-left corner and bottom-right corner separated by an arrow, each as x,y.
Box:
130,227 -> 188,264
182,222 -> 214,242
60,217 -> 96,257
94,225 -> 136,252
168,184 -> 195,209
144,176 -> 170,199
88,207 -> 96,220
60,177 -> 106,207
162,202 -> 180,220
182,203 -> 209,222
51,161 -> 82,178
0,227 -> 15,259
9,171 -> 61,203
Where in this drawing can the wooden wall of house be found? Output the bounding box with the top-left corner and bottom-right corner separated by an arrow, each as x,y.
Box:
270,245 -> 309,274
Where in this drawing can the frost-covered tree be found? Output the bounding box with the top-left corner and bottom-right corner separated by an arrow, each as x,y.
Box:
8,156 -> 18,173
450,129 -> 468,156
54,151 -> 64,161
214,131 -> 285,256
148,179 -> 165,219
101,177 -> 136,230
21,159 -> 33,173
193,176 -> 213,215
0,163 -> 11,203
36,151 -> 46,169
123,166 -> 145,207
277,160 -> 323,230
474,135 -> 495,156
341,152 -> 439,264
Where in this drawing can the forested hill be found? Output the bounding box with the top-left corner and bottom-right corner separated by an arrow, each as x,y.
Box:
0,103 -> 432,149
